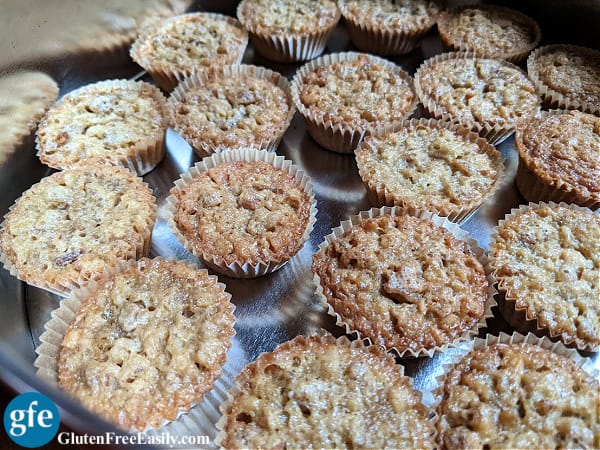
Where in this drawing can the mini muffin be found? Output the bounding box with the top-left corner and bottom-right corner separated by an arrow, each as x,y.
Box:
50,258 -> 235,431
166,148 -> 316,278
312,208 -> 493,357
217,334 -> 435,449
130,12 -> 248,91
356,119 -> 504,222
415,52 -> 541,144
338,0 -> 439,56
437,4 -> 541,62
237,0 -> 340,62
489,203 -> 600,352
292,52 -> 417,153
167,65 -> 294,156
436,341 -> 599,449
515,110 -> 600,208
0,163 -> 156,296
0,71 -> 59,164
37,79 -> 167,176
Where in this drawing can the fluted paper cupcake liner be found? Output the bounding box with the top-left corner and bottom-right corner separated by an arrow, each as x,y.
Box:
167,65 -> 296,157
312,206 -> 497,359
338,0 -> 438,56
527,44 -> 600,115
130,13 -> 248,92
356,118 -> 506,223
291,51 -> 418,153
236,1 -> 340,63
214,332 -> 437,448
33,257 -> 236,434
488,201 -> 599,353
414,51 -> 541,145
437,5 -> 541,63
165,147 -> 317,278
36,79 -> 167,176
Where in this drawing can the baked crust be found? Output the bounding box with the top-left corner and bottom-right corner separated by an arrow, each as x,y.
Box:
58,258 -> 235,431
489,204 -> 600,350
339,0 -> 438,33
437,343 -> 599,449
0,163 -> 156,294
219,334 -> 434,449
172,160 -> 312,267
312,214 -> 488,353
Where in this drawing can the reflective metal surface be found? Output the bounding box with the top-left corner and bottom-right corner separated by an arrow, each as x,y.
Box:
0,4 -> 598,447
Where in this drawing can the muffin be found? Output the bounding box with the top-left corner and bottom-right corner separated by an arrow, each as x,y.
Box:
437,4 -> 541,62
356,119 -> 505,222
167,65 -> 294,157
166,148 -> 316,278
338,0 -> 439,56
217,334 -> 435,449
0,71 -> 59,164
489,202 -> 600,352
515,110 -> 600,208
292,52 -> 417,153
414,52 -> 541,144
236,0 -> 340,62
130,12 -> 248,91
312,207 -> 494,357
36,79 -> 168,176
35,257 -> 235,432
0,163 -> 156,296
436,338 -> 599,449
528,44 -> 600,115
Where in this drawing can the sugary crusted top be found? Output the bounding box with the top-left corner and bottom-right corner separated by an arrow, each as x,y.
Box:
439,6 -> 538,57
417,57 -> 539,127
356,123 -> 500,212
134,13 -> 247,71
490,205 -> 600,348
37,80 -> 166,168
58,258 -> 235,431
173,161 -> 311,266
516,111 -> 600,203
170,74 -> 290,150
299,55 -> 416,129
340,0 -> 437,31
238,0 -> 339,35
0,164 -> 155,291
312,214 -> 488,353
221,335 -> 434,449
437,343 -> 599,449
532,46 -> 600,108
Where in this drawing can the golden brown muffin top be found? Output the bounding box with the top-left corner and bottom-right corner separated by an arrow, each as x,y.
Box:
339,0 -> 438,32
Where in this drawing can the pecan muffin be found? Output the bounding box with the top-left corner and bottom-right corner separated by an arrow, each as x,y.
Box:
218,334 -> 435,449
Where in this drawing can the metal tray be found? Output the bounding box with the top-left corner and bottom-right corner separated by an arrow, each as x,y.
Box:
1,3 -> 598,447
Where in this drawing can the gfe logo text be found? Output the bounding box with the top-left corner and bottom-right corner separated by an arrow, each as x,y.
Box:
3,392 -> 60,448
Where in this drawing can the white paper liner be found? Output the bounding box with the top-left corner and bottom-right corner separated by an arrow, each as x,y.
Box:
355,118 -> 506,223
430,331 -> 599,446
130,12 -> 248,92
291,51 -> 418,153
165,147 -> 318,278
236,0 -> 341,63
488,201 -> 600,353
436,5 -> 541,63
338,0 -> 439,56
167,65 -> 296,157
214,332 -> 437,448
527,44 -> 600,115
312,206 -> 497,359
33,256 -> 236,434
0,164 -> 156,297
414,51 -> 541,145
36,79 -> 167,176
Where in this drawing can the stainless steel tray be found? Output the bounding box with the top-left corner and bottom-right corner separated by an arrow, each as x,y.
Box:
0,4 -> 598,448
